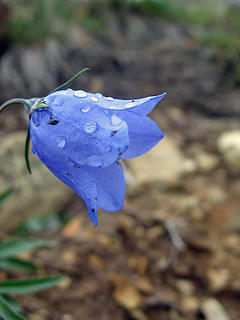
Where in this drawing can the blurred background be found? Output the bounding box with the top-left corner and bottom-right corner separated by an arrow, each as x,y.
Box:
0,0 -> 240,319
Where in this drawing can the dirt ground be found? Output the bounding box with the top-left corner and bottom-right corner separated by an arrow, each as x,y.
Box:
0,13 -> 240,320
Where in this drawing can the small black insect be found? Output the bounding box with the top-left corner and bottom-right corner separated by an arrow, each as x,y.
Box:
111,130 -> 117,136
49,120 -> 59,125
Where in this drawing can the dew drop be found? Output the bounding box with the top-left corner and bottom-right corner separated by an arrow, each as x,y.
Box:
85,155 -> 104,167
105,97 -> 114,101
83,122 -> 97,133
32,119 -> 40,127
125,102 -> 137,108
96,93 -> 103,98
111,114 -> 123,126
104,110 -> 110,115
56,137 -> 66,148
74,90 -> 87,98
81,105 -> 91,113
90,96 -> 98,102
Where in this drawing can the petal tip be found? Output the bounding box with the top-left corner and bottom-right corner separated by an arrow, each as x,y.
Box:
88,209 -> 98,227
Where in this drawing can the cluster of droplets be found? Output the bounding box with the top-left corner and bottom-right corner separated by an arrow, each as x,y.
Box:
72,89 -> 138,111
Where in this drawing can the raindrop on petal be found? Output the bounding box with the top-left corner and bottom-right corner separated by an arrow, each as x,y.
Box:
90,96 -> 99,102
74,90 -> 87,98
56,137 -> 66,148
85,155 -> 104,167
81,105 -> 91,113
83,122 -> 97,133
96,93 -> 103,98
105,97 -> 114,101
125,102 -> 137,108
111,114 -> 123,126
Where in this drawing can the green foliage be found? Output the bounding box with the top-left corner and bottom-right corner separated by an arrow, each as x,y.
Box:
0,296 -> 27,320
17,213 -> 63,235
0,276 -> 65,295
0,191 -> 65,320
0,190 -> 12,206
0,238 -> 53,258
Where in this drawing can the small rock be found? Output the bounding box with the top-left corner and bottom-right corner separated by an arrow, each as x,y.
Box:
218,130 -> 240,173
195,151 -> 219,172
109,274 -> 142,309
181,296 -> 199,313
207,268 -> 231,292
129,137 -> 185,188
201,298 -> 231,320
176,279 -> 195,296
136,277 -> 154,295
181,158 -> 198,175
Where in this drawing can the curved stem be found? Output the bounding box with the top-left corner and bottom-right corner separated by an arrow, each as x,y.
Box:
50,67 -> 90,94
0,98 -> 28,113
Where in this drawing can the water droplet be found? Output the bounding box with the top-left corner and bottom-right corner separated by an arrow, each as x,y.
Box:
96,93 -> 103,98
90,96 -> 98,102
111,115 -> 123,126
74,90 -> 87,98
105,97 -> 114,101
125,102 -> 137,108
81,105 -> 91,113
32,119 -> 40,127
104,145 -> 111,152
31,113 -> 40,127
104,110 -> 110,115
85,155 -> 104,167
83,122 -> 97,133
56,137 -> 66,148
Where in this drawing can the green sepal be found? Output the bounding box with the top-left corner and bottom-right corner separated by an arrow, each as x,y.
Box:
24,126 -> 31,175
50,67 -> 90,93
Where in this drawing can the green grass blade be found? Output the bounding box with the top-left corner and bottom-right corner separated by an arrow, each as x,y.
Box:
1,295 -> 22,314
0,239 -> 53,258
0,276 -> 66,294
50,68 -> 90,93
0,258 -> 38,273
0,295 -> 27,320
0,190 -> 12,206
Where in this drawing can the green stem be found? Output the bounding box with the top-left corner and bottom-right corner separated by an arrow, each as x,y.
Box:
0,99 -> 29,113
50,67 -> 90,93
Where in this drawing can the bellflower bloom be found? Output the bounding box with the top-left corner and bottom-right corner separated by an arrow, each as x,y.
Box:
0,79 -> 165,227
29,89 -> 165,226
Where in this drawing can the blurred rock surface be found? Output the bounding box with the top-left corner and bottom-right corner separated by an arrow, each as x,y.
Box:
129,136 -> 185,188
0,132 -> 72,231
218,130 -> 240,173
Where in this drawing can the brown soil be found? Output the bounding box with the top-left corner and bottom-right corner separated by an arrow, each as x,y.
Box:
0,13 -> 240,320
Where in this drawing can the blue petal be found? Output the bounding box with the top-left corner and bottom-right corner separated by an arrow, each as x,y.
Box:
30,117 -> 99,226
88,162 -> 125,212
115,111 -> 164,159
45,90 -> 166,116
30,104 -> 129,168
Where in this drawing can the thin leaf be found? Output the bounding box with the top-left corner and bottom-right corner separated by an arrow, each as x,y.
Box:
1,295 -> 22,314
17,213 -> 62,235
50,68 -> 90,93
24,126 -> 31,174
0,258 -> 38,273
0,275 -> 66,294
0,295 -> 27,320
0,190 -> 12,206
0,239 -> 53,258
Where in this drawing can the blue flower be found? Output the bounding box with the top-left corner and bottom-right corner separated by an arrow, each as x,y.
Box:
29,89 -> 166,226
